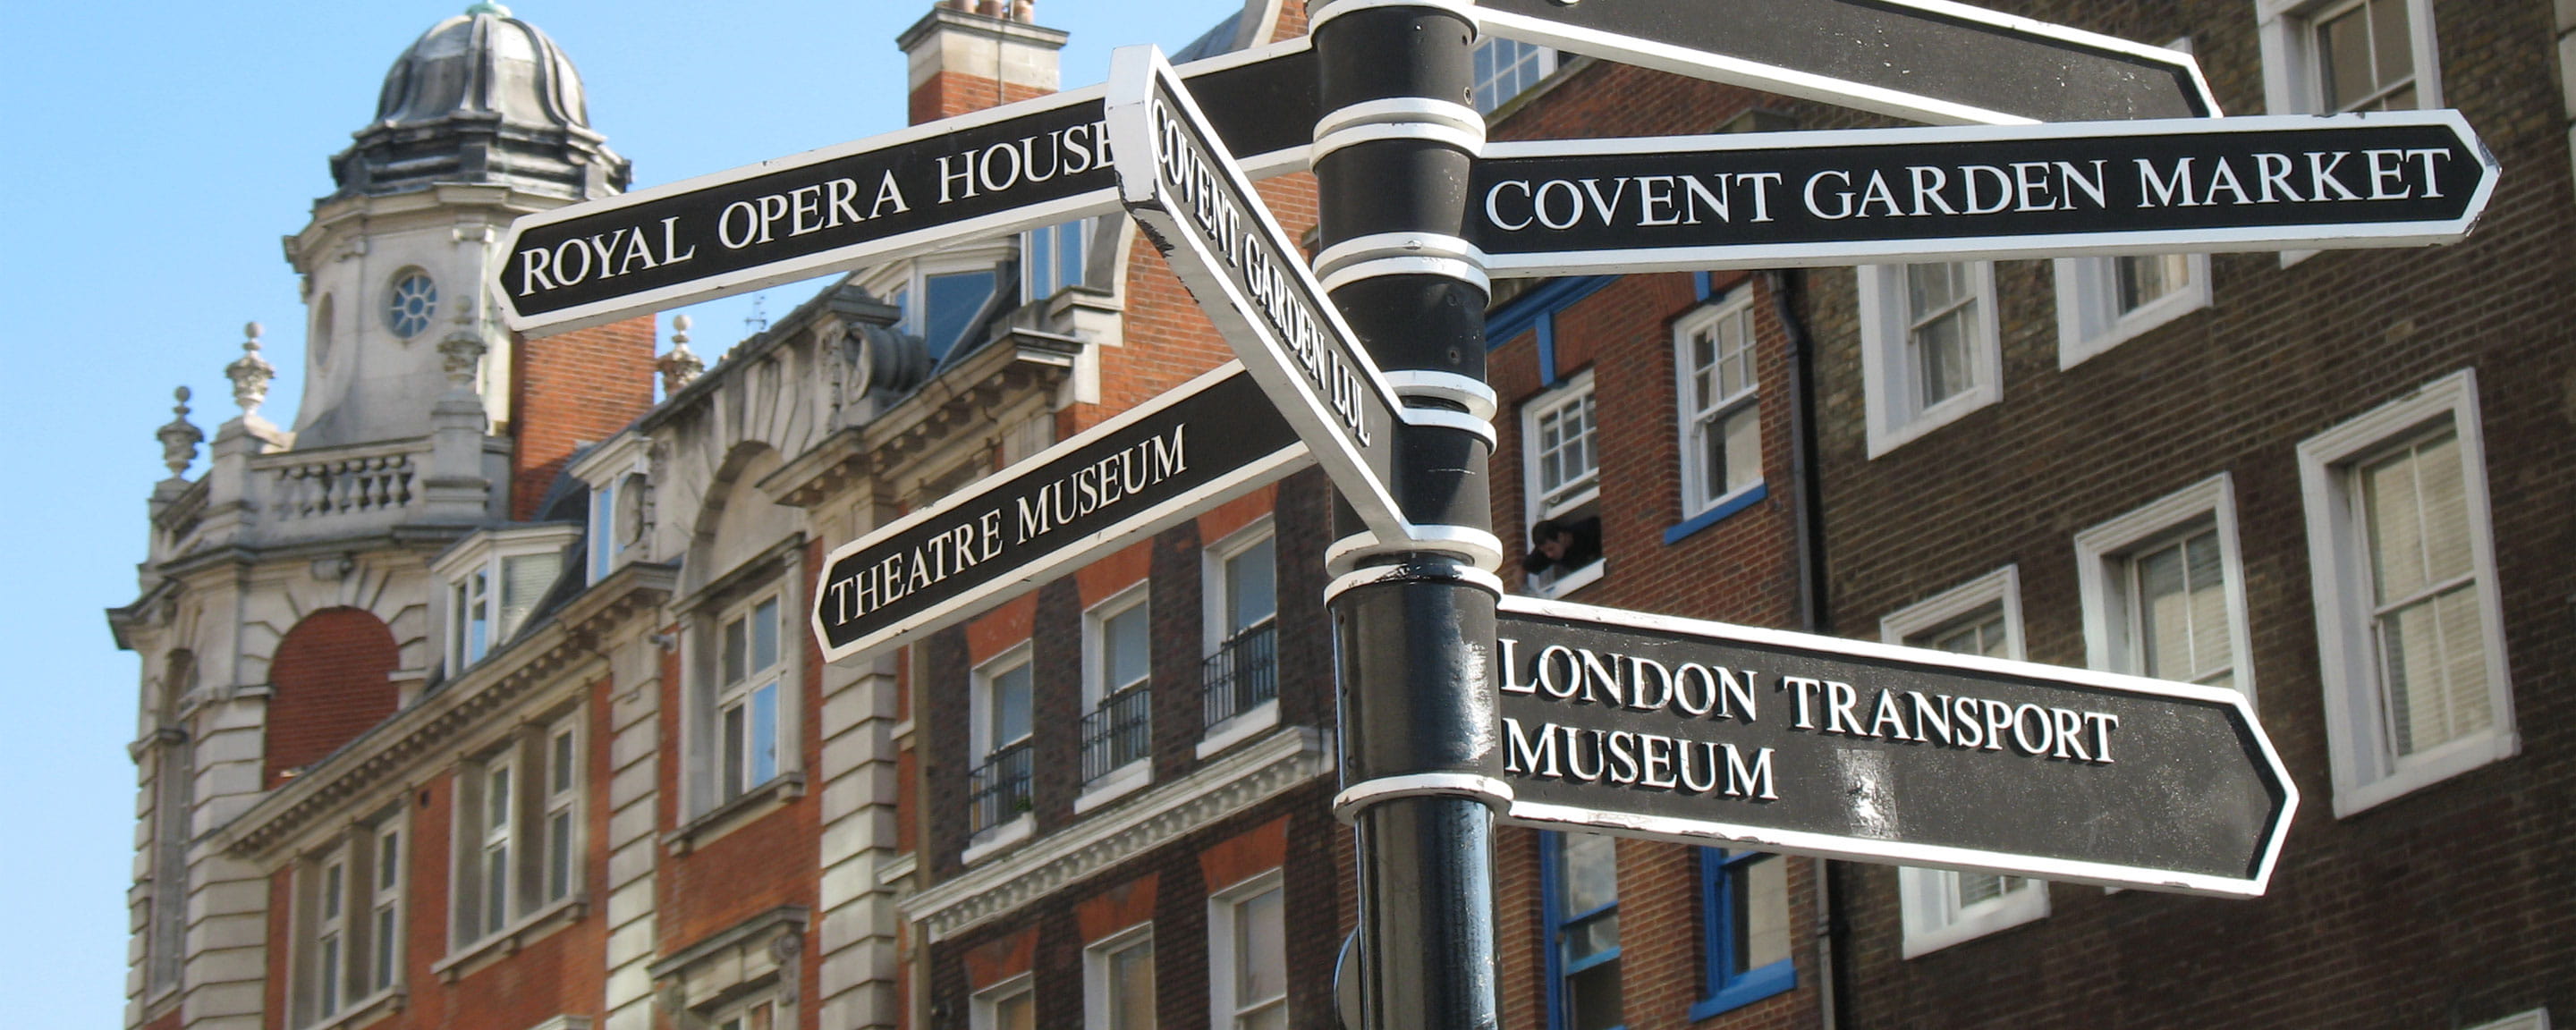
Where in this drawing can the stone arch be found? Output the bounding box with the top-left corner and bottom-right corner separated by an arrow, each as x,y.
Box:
681,442 -> 797,596
263,607 -> 401,788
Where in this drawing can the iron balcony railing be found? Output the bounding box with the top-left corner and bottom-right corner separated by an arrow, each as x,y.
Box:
1080,685 -> 1153,782
1202,621 -> 1279,730
967,739 -> 1032,833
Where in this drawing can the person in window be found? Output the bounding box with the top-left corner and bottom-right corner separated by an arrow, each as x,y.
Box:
1522,515 -> 1601,576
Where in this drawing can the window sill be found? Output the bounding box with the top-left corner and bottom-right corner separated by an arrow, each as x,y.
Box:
1900,887 -> 2048,958
1690,958 -> 1794,1020
2332,729 -> 2520,818
665,772 -> 806,856
1196,701 -> 1281,760
1073,761 -> 1154,815
303,987 -> 403,1030
433,893 -> 588,983
1665,483 -> 1769,545
1526,561 -> 1603,600
962,814 -> 1034,865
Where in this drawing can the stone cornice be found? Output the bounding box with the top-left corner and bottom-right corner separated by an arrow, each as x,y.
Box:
214,561 -> 677,862
901,727 -> 1333,943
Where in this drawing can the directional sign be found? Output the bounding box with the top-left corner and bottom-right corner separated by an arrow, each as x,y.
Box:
1105,46 -> 1418,545
1469,111 -> 2496,277
1473,0 -> 2218,126
496,38 -> 1318,335
811,363 -> 1306,663
1492,596 -> 2298,897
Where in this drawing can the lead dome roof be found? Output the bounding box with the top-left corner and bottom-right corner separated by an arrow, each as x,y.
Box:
325,3 -> 631,203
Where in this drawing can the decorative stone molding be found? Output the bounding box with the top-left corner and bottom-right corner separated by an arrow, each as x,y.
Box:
225,324 -> 276,417
902,726 -> 1332,942
659,316 -> 706,393
157,387 -> 203,479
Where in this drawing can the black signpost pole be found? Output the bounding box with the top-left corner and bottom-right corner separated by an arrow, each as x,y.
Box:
1309,2 -> 1507,1028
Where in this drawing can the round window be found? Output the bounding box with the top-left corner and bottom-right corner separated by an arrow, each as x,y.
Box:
385,272 -> 438,338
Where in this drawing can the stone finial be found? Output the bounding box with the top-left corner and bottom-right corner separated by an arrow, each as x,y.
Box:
225,323 -> 276,417
438,332 -> 488,392
156,386 -> 204,478
658,315 -> 705,393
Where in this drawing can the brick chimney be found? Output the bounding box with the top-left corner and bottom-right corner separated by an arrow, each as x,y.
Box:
898,0 -> 1070,126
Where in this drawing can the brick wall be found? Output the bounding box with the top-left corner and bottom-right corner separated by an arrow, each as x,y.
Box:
508,314 -> 657,522
263,607 -> 401,788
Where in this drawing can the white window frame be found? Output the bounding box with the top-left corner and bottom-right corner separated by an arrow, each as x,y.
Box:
1024,218 -> 1096,302
971,973 -> 1036,1030
1674,290 -> 1764,519
2297,368 -> 2514,817
2073,475 -> 2256,701
314,847 -> 349,1021
2257,0 -> 2441,116
712,991 -> 782,1030
1084,923 -> 1157,1030
1078,584 -> 1156,810
451,713 -> 585,952
367,821 -> 402,997
713,591 -> 788,806
2051,253 -> 2213,368
1521,370 -> 1603,597
475,755 -> 516,941
1857,263 -> 2002,458
542,717 -> 581,906
294,812 -> 404,1028
434,525 -> 579,674
1880,567 -> 2045,955
1200,519 -> 1281,755
1208,871 -> 1287,1030
572,434 -> 652,586
966,644 -> 1037,859
1472,35 -> 1559,114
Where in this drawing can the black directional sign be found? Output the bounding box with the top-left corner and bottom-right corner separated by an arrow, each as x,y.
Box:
496,38 -> 1318,335
1106,47 -> 1418,545
810,363 -> 1307,662
1492,597 -> 2298,897
1473,0 -> 2218,126
1470,111 -> 2496,277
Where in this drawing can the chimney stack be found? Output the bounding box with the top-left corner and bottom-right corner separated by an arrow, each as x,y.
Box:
898,0 -> 1068,126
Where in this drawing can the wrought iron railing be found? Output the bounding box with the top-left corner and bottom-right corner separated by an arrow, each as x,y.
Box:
967,740 -> 1032,833
1080,686 -> 1153,782
1202,621 -> 1279,730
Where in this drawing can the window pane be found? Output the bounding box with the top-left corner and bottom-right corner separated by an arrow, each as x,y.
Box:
377,832 -> 400,891
1560,833 -> 1618,915
372,907 -> 396,990
1566,958 -> 1622,1030
499,553 -> 558,638
2371,0 -> 2412,89
1225,537 -> 1277,633
924,269 -> 1001,360
547,810 -> 573,900
467,572 -> 490,663
995,990 -> 1035,1030
1734,854 -> 1792,973
722,702 -> 747,799
483,844 -> 509,929
1106,604 -> 1151,689
724,614 -> 748,686
1111,939 -> 1157,1030
486,766 -> 511,830
318,933 -> 342,1015
2320,6 -> 2375,110
1955,872 -> 2027,908
751,682 -> 780,785
1921,610 -> 2007,658
551,730 -> 575,794
1719,404 -> 1762,496
1236,886 -> 1287,1006
2379,585 -> 2491,756
323,861 -> 344,919
753,597 -> 781,671
1914,308 -> 1973,408
995,663 -> 1033,747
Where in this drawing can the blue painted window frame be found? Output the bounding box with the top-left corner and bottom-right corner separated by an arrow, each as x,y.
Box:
1541,832 -> 1623,1030
1690,848 -> 1795,1020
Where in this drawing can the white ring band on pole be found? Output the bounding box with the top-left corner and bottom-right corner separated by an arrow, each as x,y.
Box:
1325,552 -> 1507,602
1313,232 -> 1482,284
1334,774 -> 1516,820
1398,407 -> 1497,449
1321,255 -> 1491,294
1381,370 -> 1497,421
1309,0 -> 1478,31
1326,528 -> 1506,578
1311,120 -> 1487,165
1313,98 -> 1487,150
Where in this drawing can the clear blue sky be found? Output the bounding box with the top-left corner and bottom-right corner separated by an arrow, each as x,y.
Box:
0,1 -> 1241,1023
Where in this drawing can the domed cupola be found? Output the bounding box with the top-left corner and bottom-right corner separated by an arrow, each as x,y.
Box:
326,3 -> 631,202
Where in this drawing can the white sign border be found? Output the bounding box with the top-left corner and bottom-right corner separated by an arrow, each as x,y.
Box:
1494,595 -> 2301,898
1472,110 -> 2498,278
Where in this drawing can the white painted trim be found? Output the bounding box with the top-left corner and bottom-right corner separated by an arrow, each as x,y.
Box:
1858,262 -> 2003,459
1673,287 -> 1764,519
1206,869 -> 1288,1030
1380,370 -> 1498,421
960,814 -> 1034,867
905,727 -> 1333,941
2296,367 -> 2516,817
1318,254 -> 1493,294
1073,761 -> 1154,814
1311,232 -> 1484,284
1082,923 -> 1156,1030
969,973 -> 1033,1030
1325,561 -> 1507,605
1897,867 -> 2049,958
2072,475 -> 2256,704
2051,253 -> 2214,369
1310,97 -> 1486,151
1332,773 -> 1515,818
1196,701 -> 1281,759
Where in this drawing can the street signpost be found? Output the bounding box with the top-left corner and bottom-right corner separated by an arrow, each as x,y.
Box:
1104,47 -> 1423,545
1492,596 -> 2299,895
1468,110 -> 2497,276
809,363 -> 1307,663
1474,0 -> 2220,125
494,37 -> 1317,335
